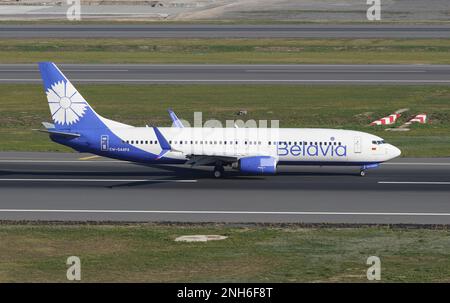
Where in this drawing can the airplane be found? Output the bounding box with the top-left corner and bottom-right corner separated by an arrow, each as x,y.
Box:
36,62 -> 401,178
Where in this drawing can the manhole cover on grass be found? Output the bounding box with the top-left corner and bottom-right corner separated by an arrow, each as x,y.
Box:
175,235 -> 228,242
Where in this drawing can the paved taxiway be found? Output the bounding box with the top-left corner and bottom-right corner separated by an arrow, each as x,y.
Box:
0,152 -> 449,224
1,24 -> 450,39
1,64 -> 449,85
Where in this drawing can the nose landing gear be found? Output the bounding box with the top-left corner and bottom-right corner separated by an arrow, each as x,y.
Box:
359,163 -> 380,177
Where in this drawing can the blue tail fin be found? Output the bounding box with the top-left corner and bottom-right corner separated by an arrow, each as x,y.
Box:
38,62 -> 106,131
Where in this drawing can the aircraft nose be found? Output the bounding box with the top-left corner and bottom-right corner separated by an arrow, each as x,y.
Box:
390,145 -> 401,159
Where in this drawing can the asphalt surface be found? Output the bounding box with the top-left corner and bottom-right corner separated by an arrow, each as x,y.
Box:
1,24 -> 450,38
0,152 -> 449,224
1,64 -> 450,85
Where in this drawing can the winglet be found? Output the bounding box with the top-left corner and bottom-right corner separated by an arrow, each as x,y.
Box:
153,126 -> 171,159
168,109 -> 184,128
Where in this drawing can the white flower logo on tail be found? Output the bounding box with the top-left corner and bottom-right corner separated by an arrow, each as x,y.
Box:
46,81 -> 87,125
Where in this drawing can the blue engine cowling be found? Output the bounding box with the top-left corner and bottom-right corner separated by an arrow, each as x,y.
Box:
239,156 -> 277,174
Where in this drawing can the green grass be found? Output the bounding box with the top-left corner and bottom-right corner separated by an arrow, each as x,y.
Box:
0,84 -> 449,156
1,224 -> 450,282
1,38 -> 450,64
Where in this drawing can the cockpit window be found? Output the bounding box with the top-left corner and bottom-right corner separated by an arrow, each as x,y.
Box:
372,140 -> 386,145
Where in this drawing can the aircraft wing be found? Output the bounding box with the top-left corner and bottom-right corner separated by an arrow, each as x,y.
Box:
185,154 -> 238,166
153,126 -> 271,165
185,152 -> 270,166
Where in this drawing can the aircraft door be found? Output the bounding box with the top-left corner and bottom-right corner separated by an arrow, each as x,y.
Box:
101,135 -> 109,151
354,136 -> 362,153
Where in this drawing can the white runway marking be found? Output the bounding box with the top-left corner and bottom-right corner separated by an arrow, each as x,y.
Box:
245,70 -> 425,73
1,79 -> 450,83
0,178 -> 197,183
0,209 -> 450,217
378,181 -> 450,185
0,70 -> 129,72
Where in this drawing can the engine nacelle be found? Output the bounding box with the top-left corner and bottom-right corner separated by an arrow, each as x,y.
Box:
238,156 -> 277,174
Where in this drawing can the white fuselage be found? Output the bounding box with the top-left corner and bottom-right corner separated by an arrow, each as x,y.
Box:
110,127 -> 401,165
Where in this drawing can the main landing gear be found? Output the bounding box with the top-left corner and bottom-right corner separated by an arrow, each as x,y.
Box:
359,169 -> 366,177
213,164 -> 225,178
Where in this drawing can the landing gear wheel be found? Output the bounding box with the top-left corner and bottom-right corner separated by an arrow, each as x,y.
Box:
359,170 -> 366,177
213,166 -> 225,178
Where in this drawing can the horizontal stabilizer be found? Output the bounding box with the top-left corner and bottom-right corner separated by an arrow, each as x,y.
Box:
41,121 -> 55,129
33,128 -> 80,138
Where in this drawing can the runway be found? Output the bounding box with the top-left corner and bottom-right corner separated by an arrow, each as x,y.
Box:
1,24 -> 450,39
1,64 -> 450,84
0,152 -> 449,224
